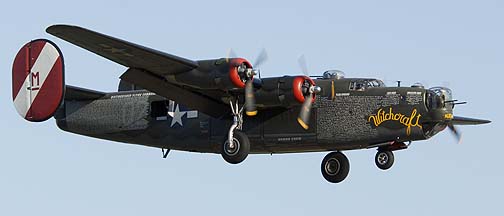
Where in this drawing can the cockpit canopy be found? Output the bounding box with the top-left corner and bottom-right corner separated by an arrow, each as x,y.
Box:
323,70 -> 345,79
349,79 -> 386,91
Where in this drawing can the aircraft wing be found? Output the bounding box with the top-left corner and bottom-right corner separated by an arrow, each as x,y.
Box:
46,25 -> 198,75
47,25 -> 230,118
120,68 -> 230,118
451,116 -> 491,125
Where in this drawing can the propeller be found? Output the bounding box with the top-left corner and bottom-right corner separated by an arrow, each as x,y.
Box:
244,75 -> 257,116
296,55 -> 323,129
245,49 -> 269,116
297,85 -> 321,130
447,123 -> 462,144
226,48 -> 238,62
254,48 -> 268,69
298,54 -> 309,76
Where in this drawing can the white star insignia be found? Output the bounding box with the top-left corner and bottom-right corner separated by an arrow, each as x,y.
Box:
168,104 -> 186,127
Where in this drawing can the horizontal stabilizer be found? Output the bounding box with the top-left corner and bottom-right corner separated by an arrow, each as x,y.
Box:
65,85 -> 106,101
452,116 -> 491,125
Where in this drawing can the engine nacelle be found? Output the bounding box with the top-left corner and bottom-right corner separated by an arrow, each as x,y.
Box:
217,58 -> 253,89
255,76 -> 316,108
172,58 -> 253,90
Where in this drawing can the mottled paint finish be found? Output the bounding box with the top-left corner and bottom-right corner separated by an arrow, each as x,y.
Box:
55,78 -> 437,154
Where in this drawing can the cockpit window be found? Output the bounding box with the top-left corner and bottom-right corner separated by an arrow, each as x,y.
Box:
367,80 -> 379,88
349,79 -> 384,91
349,81 -> 366,91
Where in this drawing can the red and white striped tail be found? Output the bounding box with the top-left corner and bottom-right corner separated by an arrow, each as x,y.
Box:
12,39 -> 64,122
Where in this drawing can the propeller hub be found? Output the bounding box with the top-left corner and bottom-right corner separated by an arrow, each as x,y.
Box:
237,63 -> 247,73
246,68 -> 256,78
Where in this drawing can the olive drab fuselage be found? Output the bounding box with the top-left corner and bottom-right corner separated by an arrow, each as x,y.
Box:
55,77 -> 452,154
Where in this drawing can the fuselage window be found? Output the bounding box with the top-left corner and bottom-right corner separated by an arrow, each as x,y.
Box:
150,100 -> 168,118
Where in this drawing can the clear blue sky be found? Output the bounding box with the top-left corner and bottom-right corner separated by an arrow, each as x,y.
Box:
1,0 -> 501,215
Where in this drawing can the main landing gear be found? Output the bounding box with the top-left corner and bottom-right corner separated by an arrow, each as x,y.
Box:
321,152 -> 350,183
320,142 -> 408,183
221,100 -> 250,164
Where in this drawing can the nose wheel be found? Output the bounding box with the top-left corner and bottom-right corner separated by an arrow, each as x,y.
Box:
375,150 -> 394,170
321,152 -> 350,183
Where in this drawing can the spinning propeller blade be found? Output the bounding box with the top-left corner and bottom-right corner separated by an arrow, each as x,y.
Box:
226,48 -> 238,63
298,54 -> 309,76
297,93 -> 313,130
254,48 -> 268,68
448,123 -> 462,144
245,79 -> 257,116
297,85 -> 321,130
245,49 -> 268,116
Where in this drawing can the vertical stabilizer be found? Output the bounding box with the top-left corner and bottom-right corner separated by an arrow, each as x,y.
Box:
12,39 -> 64,122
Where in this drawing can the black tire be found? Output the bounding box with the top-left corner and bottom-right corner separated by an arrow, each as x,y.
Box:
321,152 -> 350,183
375,150 -> 394,170
221,131 -> 250,164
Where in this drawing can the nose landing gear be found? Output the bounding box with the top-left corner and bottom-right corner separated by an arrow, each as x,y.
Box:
375,150 -> 394,170
374,141 -> 408,170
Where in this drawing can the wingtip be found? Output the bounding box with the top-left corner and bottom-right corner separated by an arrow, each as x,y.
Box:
475,119 -> 492,125
46,24 -> 65,35
452,116 -> 492,125
46,24 -> 81,35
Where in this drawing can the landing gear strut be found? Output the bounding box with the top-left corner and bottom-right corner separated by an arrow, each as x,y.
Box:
321,152 -> 350,183
221,100 -> 250,164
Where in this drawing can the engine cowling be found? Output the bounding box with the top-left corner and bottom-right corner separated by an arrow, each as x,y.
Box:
171,58 -> 253,91
254,75 -> 316,108
222,58 -> 253,89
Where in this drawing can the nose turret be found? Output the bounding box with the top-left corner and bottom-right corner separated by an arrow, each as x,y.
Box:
426,87 -> 454,121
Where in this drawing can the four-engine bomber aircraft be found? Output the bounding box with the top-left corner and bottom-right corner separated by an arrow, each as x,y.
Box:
12,25 -> 490,183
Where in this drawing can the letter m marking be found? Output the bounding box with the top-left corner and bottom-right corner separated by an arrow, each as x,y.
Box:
30,72 -> 40,91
